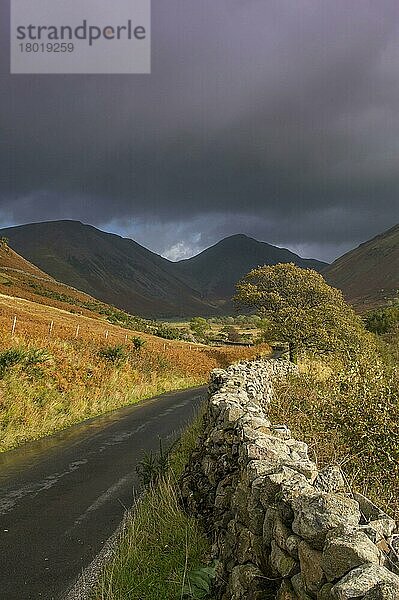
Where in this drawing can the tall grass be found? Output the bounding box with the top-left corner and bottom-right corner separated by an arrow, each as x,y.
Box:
92,412 -> 210,600
270,336 -> 399,519
0,331 -> 268,451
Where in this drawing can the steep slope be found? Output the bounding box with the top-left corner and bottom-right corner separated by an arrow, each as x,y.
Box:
176,234 -> 327,300
0,242 -> 52,279
0,221 -> 218,318
0,240 -> 115,318
0,222 -> 328,316
324,224 -> 399,309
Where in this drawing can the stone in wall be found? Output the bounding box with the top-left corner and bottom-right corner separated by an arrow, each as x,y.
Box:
180,358 -> 399,600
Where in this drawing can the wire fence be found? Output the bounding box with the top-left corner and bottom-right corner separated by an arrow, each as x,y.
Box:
3,313 -> 203,351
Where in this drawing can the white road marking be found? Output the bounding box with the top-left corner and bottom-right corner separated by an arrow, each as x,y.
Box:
67,473 -> 135,532
0,459 -> 88,515
0,393 -> 202,516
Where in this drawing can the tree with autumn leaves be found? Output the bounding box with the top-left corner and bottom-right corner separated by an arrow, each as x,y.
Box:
234,263 -> 369,362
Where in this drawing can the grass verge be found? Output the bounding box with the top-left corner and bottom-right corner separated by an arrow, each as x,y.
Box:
270,334 -> 399,519
0,330 -> 268,452
92,411 -> 210,600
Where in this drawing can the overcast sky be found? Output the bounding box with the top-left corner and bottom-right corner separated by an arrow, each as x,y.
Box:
1,0 -> 399,262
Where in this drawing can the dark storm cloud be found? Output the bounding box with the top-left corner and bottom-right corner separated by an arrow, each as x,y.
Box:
0,0 -> 399,261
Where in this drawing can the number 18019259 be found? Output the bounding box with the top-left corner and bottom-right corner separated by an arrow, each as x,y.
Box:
19,42 -> 75,52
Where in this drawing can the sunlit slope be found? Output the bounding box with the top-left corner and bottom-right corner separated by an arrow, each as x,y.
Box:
324,224 -> 399,309
0,292 -> 270,453
0,242 -> 120,319
0,220 -> 219,318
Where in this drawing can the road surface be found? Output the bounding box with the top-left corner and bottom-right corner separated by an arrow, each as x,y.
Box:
0,386 -> 206,600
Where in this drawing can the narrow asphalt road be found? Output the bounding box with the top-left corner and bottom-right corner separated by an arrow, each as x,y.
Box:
0,386 -> 206,600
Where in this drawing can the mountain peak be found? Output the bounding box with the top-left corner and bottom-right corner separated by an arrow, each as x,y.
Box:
0,220 -> 327,317
218,233 -> 258,244
176,233 -> 327,300
222,233 -> 252,241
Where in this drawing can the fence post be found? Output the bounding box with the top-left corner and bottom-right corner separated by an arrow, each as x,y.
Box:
75,324 -> 80,338
11,315 -> 17,336
49,320 -> 54,336
105,330 -> 109,341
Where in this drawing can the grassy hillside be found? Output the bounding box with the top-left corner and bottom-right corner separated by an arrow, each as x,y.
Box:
0,241 -> 52,278
0,242 -> 203,342
0,221 -> 328,317
0,221 -> 220,318
0,293 -> 269,451
324,224 -> 399,309
0,241 -> 124,320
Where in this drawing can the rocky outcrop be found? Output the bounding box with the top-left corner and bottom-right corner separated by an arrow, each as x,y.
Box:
180,358 -> 399,599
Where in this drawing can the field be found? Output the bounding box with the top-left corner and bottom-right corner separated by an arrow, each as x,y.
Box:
162,317 -> 263,344
0,294 -> 269,452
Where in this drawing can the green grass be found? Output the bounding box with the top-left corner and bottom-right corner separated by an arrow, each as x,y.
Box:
92,412 -> 211,600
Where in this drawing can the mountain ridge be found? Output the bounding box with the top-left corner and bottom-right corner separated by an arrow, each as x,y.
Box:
175,233 -> 327,300
0,219 -> 397,316
0,220 -> 327,317
0,220 -> 215,318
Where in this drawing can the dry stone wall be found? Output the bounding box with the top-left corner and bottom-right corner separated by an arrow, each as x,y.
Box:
181,358 -> 399,600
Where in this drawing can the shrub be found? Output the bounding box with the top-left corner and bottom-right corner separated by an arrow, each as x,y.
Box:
271,343 -> 399,518
223,325 -> 241,343
24,348 -> 53,366
98,344 -> 127,365
190,317 -> 209,340
0,347 -> 26,377
154,324 -> 182,340
132,336 -> 146,351
0,346 -> 52,378
136,438 -> 173,487
364,305 -> 399,335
